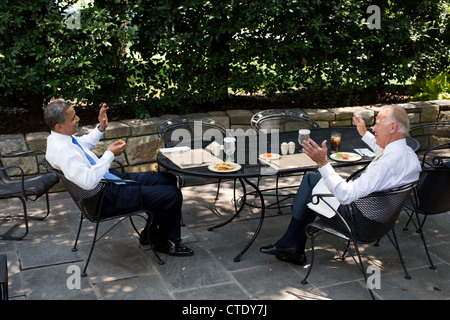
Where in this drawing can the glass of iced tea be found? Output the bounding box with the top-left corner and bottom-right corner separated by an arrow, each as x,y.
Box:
330,132 -> 341,153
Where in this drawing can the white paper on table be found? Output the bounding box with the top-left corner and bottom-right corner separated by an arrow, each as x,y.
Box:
160,146 -> 191,153
354,148 -> 376,157
307,178 -> 340,218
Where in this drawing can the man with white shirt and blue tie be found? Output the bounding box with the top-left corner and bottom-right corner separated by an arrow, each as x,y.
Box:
260,105 -> 421,265
44,100 -> 193,257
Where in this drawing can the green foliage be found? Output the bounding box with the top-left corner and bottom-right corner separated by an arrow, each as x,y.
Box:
0,0 -> 449,120
410,72 -> 450,101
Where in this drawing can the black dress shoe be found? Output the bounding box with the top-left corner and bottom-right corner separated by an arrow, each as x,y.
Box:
275,249 -> 307,266
260,244 -> 298,255
154,238 -> 194,257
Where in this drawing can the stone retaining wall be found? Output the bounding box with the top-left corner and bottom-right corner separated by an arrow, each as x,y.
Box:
1,100 -> 449,192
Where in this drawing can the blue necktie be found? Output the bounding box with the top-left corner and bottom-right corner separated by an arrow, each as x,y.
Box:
72,136 -> 125,184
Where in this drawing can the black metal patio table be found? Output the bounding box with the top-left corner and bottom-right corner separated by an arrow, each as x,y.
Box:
156,127 -> 420,262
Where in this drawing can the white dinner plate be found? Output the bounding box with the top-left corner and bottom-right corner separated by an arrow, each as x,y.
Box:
329,152 -> 362,162
208,163 -> 242,173
259,153 -> 281,160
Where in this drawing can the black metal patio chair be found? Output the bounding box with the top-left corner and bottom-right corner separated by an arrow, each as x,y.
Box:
41,158 -> 164,277
301,180 -> 417,300
0,150 -> 59,240
250,109 -> 321,214
402,142 -> 450,269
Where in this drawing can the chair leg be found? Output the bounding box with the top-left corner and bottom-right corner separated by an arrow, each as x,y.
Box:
82,220 -> 101,277
1,196 -> 29,240
72,213 -> 84,252
275,176 -> 282,214
146,214 -> 164,265
389,229 -> 411,279
414,212 -> 436,269
341,241 -> 351,260
301,234 -> 315,285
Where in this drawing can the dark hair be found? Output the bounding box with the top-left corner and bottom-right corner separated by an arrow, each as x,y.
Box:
43,100 -> 72,130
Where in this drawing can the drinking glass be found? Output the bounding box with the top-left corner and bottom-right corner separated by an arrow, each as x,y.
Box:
330,132 -> 341,153
224,137 -> 236,163
298,129 -> 310,152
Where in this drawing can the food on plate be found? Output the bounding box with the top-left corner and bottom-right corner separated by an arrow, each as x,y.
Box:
213,162 -> 235,171
262,153 -> 273,158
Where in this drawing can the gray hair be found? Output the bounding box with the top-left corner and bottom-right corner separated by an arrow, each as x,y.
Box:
381,105 -> 410,135
43,100 -> 72,130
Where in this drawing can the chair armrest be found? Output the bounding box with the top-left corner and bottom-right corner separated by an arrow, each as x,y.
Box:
0,165 -> 27,198
310,193 -> 355,238
0,149 -> 45,158
112,159 -> 125,174
346,164 -> 369,182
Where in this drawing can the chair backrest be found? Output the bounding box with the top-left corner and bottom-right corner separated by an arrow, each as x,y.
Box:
348,182 -> 416,243
421,141 -> 450,167
251,109 -> 320,133
415,165 -> 450,215
157,117 -> 228,148
41,158 -> 104,222
409,121 -> 450,151
0,158 -> 8,180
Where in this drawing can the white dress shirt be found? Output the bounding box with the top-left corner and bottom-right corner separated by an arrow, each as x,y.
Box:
46,127 -> 114,190
318,132 -> 421,205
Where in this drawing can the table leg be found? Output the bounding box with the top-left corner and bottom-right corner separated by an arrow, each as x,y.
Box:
207,176 -> 266,262
233,177 -> 265,262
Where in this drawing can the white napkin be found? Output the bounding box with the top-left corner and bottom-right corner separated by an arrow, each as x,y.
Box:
160,146 -> 191,153
307,178 -> 340,218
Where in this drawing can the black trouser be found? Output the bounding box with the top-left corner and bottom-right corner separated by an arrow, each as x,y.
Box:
102,171 -> 182,240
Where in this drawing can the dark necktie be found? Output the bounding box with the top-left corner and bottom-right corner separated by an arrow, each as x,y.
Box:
72,136 -> 124,184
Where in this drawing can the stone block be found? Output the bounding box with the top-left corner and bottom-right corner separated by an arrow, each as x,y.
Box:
0,134 -> 27,155
25,132 -> 50,151
91,140 -> 128,166
408,113 -> 421,125
206,113 -> 230,129
304,109 -> 335,121
420,103 -> 440,122
438,110 -> 450,122
1,156 -> 38,176
430,99 -> 450,110
125,135 -> 162,165
122,117 -> 162,136
103,121 -> 131,140
225,109 -> 254,125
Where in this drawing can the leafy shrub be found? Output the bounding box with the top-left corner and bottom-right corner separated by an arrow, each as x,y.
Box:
0,0 -> 449,121
410,72 -> 450,101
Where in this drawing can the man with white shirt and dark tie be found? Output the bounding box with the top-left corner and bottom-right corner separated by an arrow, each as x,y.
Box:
44,100 -> 193,257
260,105 -> 421,265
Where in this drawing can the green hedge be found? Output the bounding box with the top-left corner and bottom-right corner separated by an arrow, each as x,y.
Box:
1,0 -> 449,120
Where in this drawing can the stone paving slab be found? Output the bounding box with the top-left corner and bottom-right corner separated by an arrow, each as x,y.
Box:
1,177 -> 449,301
